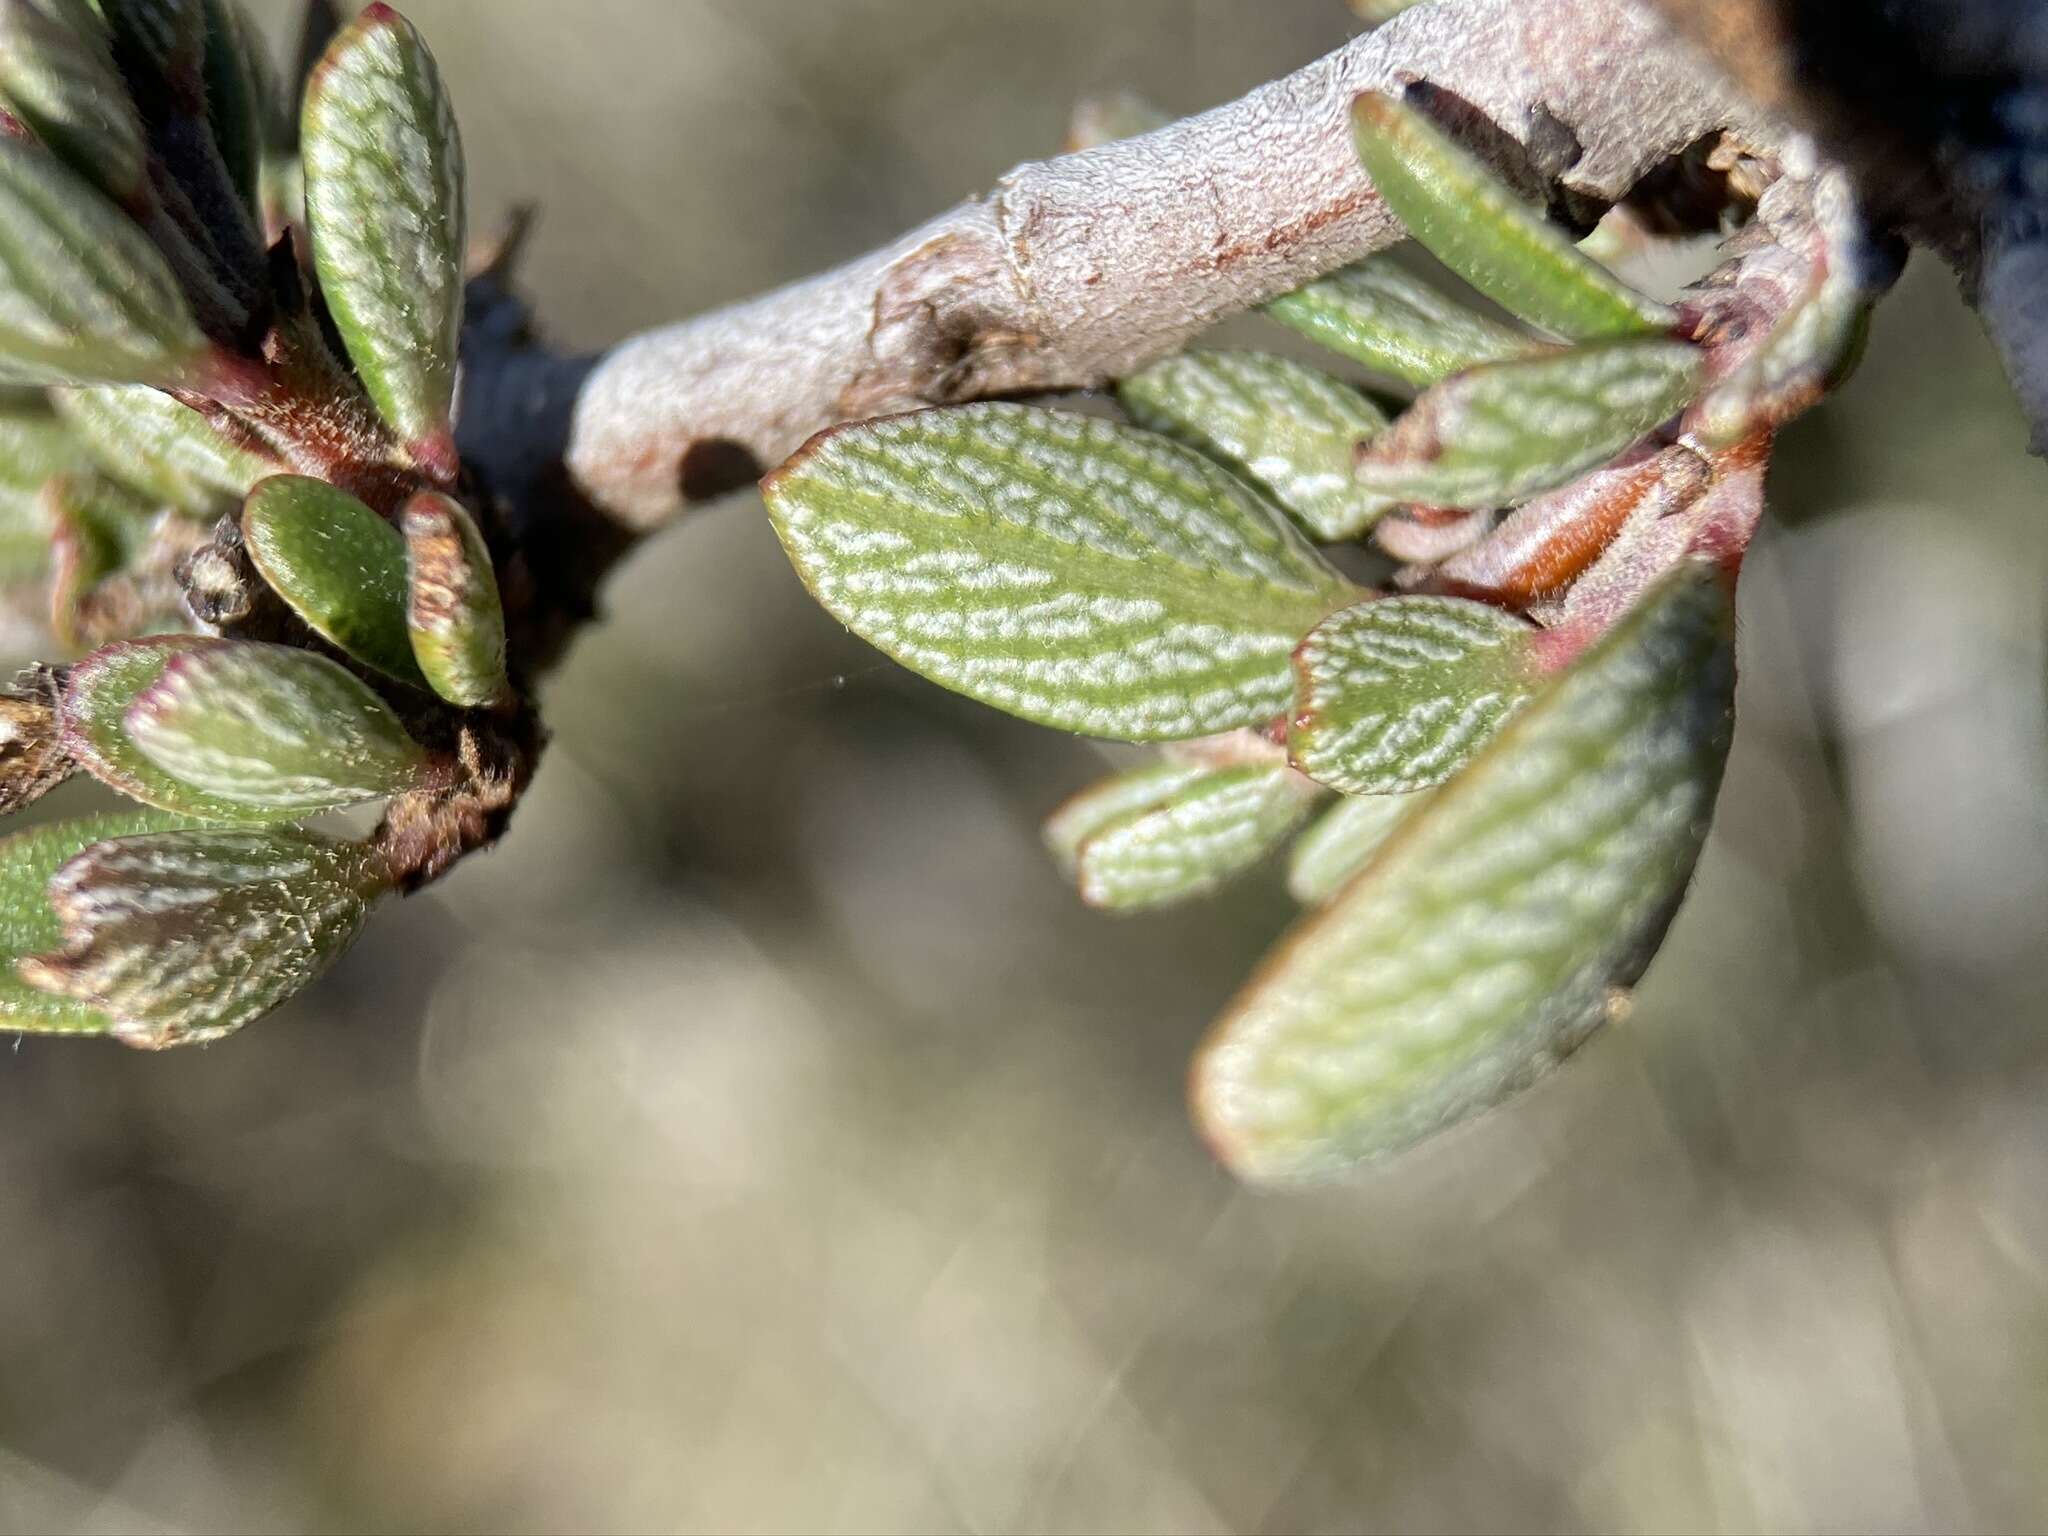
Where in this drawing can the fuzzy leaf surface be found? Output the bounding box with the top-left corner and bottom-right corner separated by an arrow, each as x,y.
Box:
1196,561 -> 1737,1182
1351,92 -> 1674,340
60,637 -> 299,819
0,0 -> 147,201
0,807 -> 201,1034
1289,595 -> 1537,793
1043,759 -> 1212,874
301,2 -> 464,473
1353,338 -> 1703,510
765,402 -> 1358,740
1263,258 -> 1542,388
124,638 -> 427,811
54,384 -> 275,513
402,489 -> 507,707
242,474 -> 420,683
19,824 -> 389,1046
1286,789 -> 1432,905
1119,350 -> 1395,540
1056,760 -> 1319,911
0,138 -> 208,386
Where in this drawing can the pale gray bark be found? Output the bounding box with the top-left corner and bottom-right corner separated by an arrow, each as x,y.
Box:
554,0 -> 1778,532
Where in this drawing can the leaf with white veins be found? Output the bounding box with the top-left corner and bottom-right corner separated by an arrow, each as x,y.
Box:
1053,759 -> 1319,911
0,0 -> 148,201
53,384 -> 276,513
123,638 -> 429,811
1353,338 -> 1703,511
765,403 -> 1358,741
301,2 -> 464,479
1264,257 -> 1543,388
19,824 -> 391,1046
0,807 -> 204,1034
1288,594 -> 1538,793
1119,350 -> 1396,540
1196,561 -> 1737,1182
0,137 -> 210,386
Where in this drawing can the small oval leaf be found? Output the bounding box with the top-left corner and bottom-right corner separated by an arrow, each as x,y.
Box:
123,638 -> 429,811
1353,338 -> 1704,511
1060,760 -> 1320,911
242,473 -> 421,683
1263,257 -> 1543,388
1288,594 -> 1537,793
53,383 -> 277,514
1196,561 -> 1737,1182
765,403 -> 1358,741
402,489 -> 508,707
60,636 -> 275,819
1119,350 -> 1396,540
1286,789 -> 1431,906
19,824 -> 391,1046
0,0 -> 148,201
1350,91 -> 1674,340
1044,759 -> 1212,876
301,2 -> 464,477
0,806 -> 204,1035
0,137 -> 210,386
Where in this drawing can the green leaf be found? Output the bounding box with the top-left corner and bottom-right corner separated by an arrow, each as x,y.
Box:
1353,338 -> 1704,511
1263,258 -> 1542,388
52,384 -> 276,513
200,0 -> 266,221
765,402 -> 1358,741
18,824 -> 390,1046
123,638 -> 429,811
0,806 -> 204,1035
0,0 -> 148,201
1195,560 -> 1737,1182
1050,758 -> 1319,911
241,473 -> 421,683
0,137 -> 210,386
1350,92 -> 1673,341
1286,789 -> 1431,906
1118,350 -> 1396,540
59,636 -> 291,819
1288,595 -> 1537,793
301,1 -> 464,479
402,489 -> 508,707
1044,758 -> 1211,874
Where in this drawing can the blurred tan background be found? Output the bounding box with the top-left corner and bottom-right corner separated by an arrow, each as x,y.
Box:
5,3 -> 2048,1531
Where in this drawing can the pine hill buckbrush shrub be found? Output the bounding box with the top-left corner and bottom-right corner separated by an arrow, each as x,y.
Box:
0,3 -> 1922,1180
